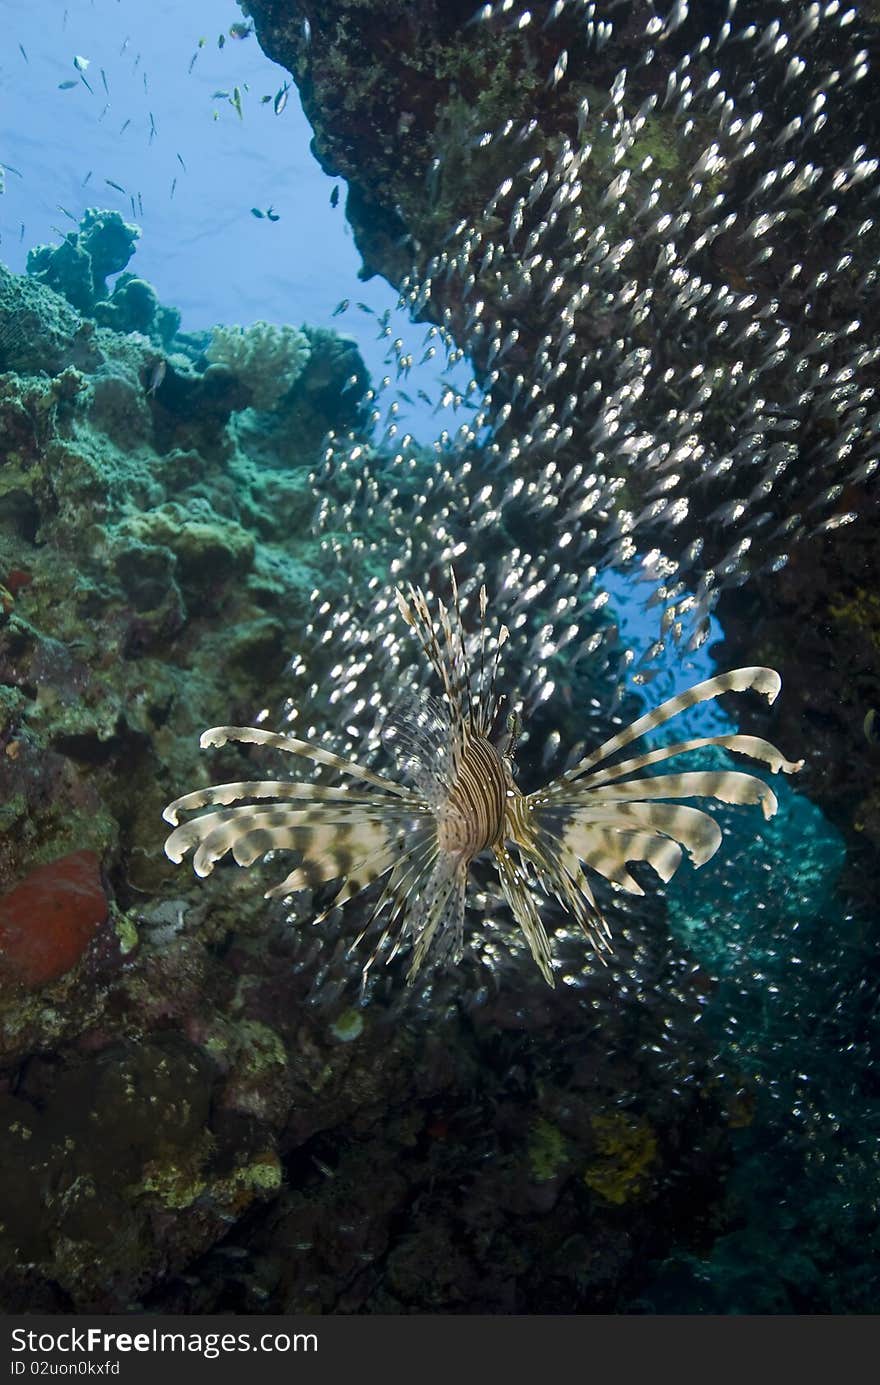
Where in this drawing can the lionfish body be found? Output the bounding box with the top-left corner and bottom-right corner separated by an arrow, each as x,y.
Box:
164,580 -> 803,986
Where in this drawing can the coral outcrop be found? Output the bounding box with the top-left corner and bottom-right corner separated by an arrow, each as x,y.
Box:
206,321 -> 312,411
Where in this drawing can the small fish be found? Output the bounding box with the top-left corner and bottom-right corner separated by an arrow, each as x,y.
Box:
149,112 -> 157,143
250,207 -> 265,218
211,90 -> 230,100
1,163 -> 23,179
330,185 -> 340,208
58,79 -> 78,90
217,32 -> 225,49
164,578 -> 802,986
266,205 -> 280,221
170,176 -> 177,200
105,178 -> 127,194
137,191 -> 144,217
119,119 -> 131,134
230,87 -> 243,120
176,152 -> 187,172
57,205 -> 77,222
18,43 -> 28,63
74,56 -> 93,93
274,83 -> 289,116
146,359 -> 166,396
82,170 -> 92,186
100,67 -> 109,94
19,223 -> 24,242
188,51 -> 199,75
332,299 -> 350,317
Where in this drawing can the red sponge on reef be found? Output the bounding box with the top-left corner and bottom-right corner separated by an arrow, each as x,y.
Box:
0,850 -> 108,988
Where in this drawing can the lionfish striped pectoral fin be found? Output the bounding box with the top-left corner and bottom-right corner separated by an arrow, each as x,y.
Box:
519,665 -> 802,936
163,722 -> 430,922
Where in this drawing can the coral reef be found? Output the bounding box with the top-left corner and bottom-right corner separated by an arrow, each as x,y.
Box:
28,208 -> 140,313
0,228 -> 392,1308
205,321 -> 311,411
25,209 -> 177,345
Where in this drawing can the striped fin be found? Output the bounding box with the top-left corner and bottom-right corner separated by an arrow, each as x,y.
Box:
562,733 -> 804,793
270,826 -> 438,928
396,581 -> 474,775
353,831 -> 441,969
198,725 -> 418,799
405,858 -> 469,983
547,668 -> 792,792
396,586 -> 460,716
165,802 -> 416,870
542,800 -> 724,867
555,825 -> 684,894
552,768 -> 782,819
163,778 -> 399,827
492,841 -> 555,986
503,795 -> 605,947
167,807 -> 402,878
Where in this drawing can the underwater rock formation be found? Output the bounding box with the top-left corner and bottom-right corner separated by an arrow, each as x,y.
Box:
0,232 -> 397,1307
26,209 -> 179,345
27,208 -> 141,314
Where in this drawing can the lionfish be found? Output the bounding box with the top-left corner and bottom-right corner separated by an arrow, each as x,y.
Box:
163,578 -> 803,985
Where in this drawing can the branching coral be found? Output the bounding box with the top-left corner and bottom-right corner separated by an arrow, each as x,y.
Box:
205,320 -> 311,411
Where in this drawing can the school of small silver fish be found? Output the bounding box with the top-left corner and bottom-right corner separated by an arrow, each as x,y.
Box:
166,0 -> 877,983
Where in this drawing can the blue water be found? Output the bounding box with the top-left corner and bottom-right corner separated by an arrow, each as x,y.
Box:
0,0 -> 470,441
